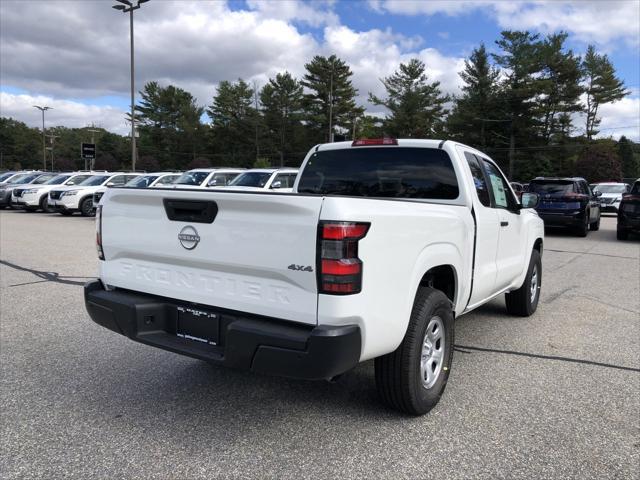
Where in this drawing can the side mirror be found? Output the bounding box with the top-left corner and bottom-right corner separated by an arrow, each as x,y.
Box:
65,181 -> 75,185
106,182 -> 115,187
521,192 -> 539,209
207,180 -> 219,187
594,191 -> 602,197
271,180 -> 282,189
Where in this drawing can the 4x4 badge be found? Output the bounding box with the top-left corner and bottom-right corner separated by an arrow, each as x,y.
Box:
288,264 -> 313,272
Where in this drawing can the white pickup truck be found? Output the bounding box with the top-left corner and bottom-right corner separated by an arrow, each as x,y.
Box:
85,139 -> 544,415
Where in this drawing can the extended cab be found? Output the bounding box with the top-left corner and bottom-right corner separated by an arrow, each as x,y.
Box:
85,139 -> 544,415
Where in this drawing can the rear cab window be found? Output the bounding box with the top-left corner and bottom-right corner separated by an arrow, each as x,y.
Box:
529,181 -> 575,195
297,147 -> 459,199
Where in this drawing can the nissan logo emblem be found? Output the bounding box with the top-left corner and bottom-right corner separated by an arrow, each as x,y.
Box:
178,226 -> 200,250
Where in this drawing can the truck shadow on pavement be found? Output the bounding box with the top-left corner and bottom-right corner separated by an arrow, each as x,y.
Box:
0,259 -> 92,287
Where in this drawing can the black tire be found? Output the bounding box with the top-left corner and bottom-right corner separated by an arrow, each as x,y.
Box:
79,197 -> 94,217
589,215 -> 600,231
617,228 -> 628,240
505,249 -> 542,317
576,212 -> 589,237
59,210 -> 73,216
375,287 -> 454,416
40,195 -> 52,213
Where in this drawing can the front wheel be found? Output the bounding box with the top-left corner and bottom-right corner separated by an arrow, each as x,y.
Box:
505,249 -> 542,317
590,215 -> 600,231
375,287 -> 454,415
79,197 -> 94,217
40,195 -> 53,213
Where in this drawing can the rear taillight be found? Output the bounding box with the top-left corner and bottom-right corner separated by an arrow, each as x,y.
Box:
96,205 -> 105,260
318,221 -> 369,295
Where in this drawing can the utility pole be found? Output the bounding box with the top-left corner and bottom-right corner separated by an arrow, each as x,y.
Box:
33,105 -> 52,170
86,127 -> 100,170
328,60 -> 334,143
113,0 -> 149,171
46,134 -> 60,171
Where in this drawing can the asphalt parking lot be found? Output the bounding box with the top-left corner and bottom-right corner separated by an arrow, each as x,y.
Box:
1,209 -> 638,479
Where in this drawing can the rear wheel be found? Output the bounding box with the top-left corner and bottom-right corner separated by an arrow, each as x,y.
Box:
79,197 -> 94,217
589,214 -> 600,231
375,287 -> 454,415
505,249 -> 541,316
576,211 -> 589,237
617,228 -> 628,240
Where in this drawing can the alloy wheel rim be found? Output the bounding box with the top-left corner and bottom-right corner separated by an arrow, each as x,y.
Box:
420,316 -> 445,389
530,265 -> 538,304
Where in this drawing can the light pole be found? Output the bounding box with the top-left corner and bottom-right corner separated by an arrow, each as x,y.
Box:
328,60 -> 334,143
33,105 -> 52,170
112,0 -> 149,171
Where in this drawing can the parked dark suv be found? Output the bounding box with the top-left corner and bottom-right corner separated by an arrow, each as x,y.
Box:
529,177 -> 601,237
617,179 -> 640,240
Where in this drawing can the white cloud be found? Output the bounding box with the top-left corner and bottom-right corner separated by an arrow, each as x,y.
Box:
595,96 -> 640,141
0,92 -> 129,135
372,0 -> 640,47
245,0 -> 340,27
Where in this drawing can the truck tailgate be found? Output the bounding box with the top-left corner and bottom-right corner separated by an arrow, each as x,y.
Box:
99,189 -> 323,325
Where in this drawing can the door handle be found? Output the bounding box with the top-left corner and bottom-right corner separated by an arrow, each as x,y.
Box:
500,221 -> 509,227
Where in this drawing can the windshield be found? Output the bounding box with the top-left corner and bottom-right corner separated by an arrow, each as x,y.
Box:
528,181 -> 575,195
229,172 -> 272,188
0,172 -> 15,182
79,175 -> 110,186
155,174 -> 179,185
297,147 -> 459,199
631,182 -> 640,194
594,184 -> 627,194
32,174 -> 56,184
175,171 -> 210,186
65,174 -> 92,185
125,175 -> 159,188
45,174 -> 72,185
13,173 -> 43,184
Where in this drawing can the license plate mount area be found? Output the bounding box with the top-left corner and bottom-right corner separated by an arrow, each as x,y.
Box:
176,306 -> 219,346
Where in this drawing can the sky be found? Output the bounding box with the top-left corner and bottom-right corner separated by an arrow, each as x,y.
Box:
1,0 -> 639,140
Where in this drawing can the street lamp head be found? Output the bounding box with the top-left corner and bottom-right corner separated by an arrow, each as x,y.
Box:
115,0 -> 132,5
112,5 -> 126,10
138,0 -> 150,4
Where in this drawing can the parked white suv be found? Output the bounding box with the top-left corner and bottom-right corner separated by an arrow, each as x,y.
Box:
49,172 -> 141,216
12,172 -> 98,212
92,172 -> 181,212
166,168 -> 244,189
223,168 -> 299,192
593,182 -> 630,213
85,139 -> 544,415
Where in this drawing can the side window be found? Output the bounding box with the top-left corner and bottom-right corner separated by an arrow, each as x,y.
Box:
464,153 -> 491,207
109,175 -> 127,186
482,160 -> 513,209
125,175 -> 139,183
271,173 -> 291,189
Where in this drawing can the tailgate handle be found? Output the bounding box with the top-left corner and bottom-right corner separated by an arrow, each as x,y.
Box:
163,199 -> 218,224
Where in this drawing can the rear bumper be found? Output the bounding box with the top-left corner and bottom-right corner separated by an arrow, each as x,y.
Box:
618,216 -> 640,233
84,280 -> 361,380
537,211 -> 585,227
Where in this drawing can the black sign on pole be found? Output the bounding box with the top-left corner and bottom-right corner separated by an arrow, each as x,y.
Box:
81,143 -> 96,159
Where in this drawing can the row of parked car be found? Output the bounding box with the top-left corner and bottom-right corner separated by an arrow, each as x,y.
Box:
0,167 -> 299,216
509,177 -> 640,240
2,168 -> 638,241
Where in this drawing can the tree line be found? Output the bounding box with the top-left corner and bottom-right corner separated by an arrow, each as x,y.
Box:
1,30 -> 638,182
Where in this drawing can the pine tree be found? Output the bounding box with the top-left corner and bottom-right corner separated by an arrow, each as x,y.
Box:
536,33 -> 583,142
369,59 -> 450,138
301,55 -> 364,143
582,45 -> 629,140
260,72 -> 303,166
447,44 -> 501,148
207,79 -> 258,165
